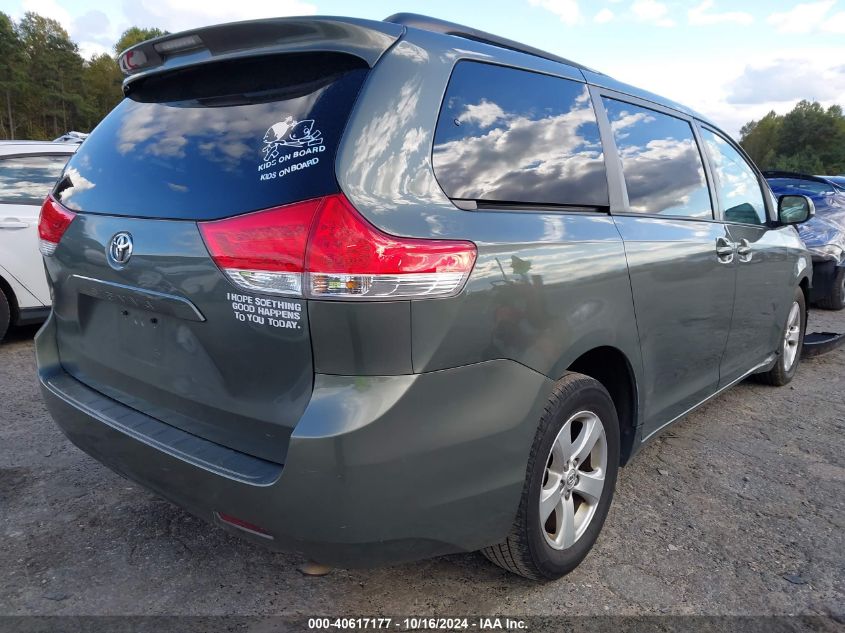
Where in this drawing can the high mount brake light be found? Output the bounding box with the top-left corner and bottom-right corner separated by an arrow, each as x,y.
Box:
199,194 -> 477,300
38,196 -> 77,256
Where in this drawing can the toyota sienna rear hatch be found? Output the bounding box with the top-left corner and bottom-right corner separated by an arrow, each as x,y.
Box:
43,41 -> 382,464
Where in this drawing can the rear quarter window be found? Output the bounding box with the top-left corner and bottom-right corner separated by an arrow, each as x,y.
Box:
432,61 -> 609,208
54,53 -> 368,220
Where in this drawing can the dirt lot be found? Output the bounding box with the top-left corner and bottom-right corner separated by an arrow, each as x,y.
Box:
1,310 -> 843,621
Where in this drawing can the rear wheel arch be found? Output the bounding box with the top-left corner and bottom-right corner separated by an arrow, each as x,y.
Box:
799,276 -> 811,312
0,274 -> 15,341
564,346 -> 638,465
0,273 -> 18,320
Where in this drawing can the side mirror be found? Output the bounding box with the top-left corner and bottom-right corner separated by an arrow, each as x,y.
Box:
778,194 -> 815,225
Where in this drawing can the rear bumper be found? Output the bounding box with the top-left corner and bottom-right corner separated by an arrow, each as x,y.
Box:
16,306 -> 51,326
36,314 -> 553,567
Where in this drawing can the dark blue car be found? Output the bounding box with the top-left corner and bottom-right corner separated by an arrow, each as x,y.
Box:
765,171 -> 845,310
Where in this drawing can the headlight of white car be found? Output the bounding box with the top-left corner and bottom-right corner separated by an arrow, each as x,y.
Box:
809,244 -> 844,264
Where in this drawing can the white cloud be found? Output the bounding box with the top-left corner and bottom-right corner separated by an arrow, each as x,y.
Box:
433,87 -> 607,203
631,0 -> 675,27
72,10 -> 115,57
767,0 -> 837,33
822,10 -> 845,33
688,1 -> 753,26
726,59 -> 845,104
21,0 -> 71,28
594,8 -> 614,23
599,46 -> 845,136
121,0 -> 317,33
457,100 -> 506,128
17,0 -> 317,59
20,0 -> 118,59
528,0 -> 581,26
610,110 -> 655,136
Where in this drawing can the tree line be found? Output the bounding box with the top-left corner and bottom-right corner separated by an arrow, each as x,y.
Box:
740,100 -> 845,175
0,11 -> 164,140
1,9 -> 844,177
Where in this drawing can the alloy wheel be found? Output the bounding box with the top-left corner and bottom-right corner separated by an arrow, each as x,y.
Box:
539,410 -> 607,550
783,301 -> 801,371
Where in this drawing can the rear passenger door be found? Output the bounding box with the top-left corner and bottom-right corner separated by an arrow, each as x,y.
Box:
597,93 -> 735,437
698,127 -> 792,383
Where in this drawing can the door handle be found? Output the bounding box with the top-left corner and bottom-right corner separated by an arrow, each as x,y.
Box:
0,218 -> 29,230
737,239 -> 753,262
715,237 -> 734,264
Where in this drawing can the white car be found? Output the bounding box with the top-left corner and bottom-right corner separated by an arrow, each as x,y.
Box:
0,141 -> 77,341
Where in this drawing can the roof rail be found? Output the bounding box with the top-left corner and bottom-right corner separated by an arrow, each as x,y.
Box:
383,12 -> 591,71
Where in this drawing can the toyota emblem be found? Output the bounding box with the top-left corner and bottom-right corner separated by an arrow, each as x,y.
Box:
108,232 -> 133,267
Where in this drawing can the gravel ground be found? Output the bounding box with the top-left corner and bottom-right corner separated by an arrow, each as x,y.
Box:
0,310 -> 843,621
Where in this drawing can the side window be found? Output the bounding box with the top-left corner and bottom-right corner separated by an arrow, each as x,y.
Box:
0,154 -> 69,205
432,61 -> 609,207
700,129 -> 767,225
602,98 -> 712,219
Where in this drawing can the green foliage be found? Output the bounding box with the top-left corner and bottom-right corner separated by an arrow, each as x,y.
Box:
84,53 -> 123,126
114,26 -> 168,55
740,100 -> 845,175
0,11 -> 164,140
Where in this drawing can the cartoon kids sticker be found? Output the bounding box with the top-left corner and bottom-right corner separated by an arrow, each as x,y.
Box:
262,117 -> 323,161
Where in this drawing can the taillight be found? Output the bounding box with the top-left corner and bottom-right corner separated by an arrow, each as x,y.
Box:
199,198 -> 316,296
38,196 -> 76,256
200,194 -> 477,300
305,195 -> 477,299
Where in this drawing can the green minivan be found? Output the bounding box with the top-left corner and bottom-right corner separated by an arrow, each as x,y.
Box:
37,13 -> 815,579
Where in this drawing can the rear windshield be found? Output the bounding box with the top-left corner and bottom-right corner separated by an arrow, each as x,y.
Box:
55,53 -> 368,220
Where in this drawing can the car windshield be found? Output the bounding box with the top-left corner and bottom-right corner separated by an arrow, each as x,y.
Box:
820,175 -> 845,190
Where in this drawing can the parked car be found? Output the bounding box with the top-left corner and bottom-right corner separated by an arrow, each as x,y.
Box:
52,131 -> 88,144
765,171 -> 845,310
0,141 -> 77,340
36,13 -> 815,580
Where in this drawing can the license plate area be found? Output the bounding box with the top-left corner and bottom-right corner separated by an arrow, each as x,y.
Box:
116,307 -> 172,366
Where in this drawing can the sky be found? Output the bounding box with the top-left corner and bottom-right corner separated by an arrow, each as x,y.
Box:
2,0 -> 845,136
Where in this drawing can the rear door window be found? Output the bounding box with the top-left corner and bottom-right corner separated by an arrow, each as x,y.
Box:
700,128 -> 767,225
0,154 -> 69,205
603,98 -> 712,219
433,61 -> 609,208
54,53 -> 368,220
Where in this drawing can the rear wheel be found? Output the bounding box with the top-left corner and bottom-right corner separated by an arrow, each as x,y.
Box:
754,287 -> 806,386
0,288 -> 10,343
816,267 -> 845,311
482,373 -> 620,580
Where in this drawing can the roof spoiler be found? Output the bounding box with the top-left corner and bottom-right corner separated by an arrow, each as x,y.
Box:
118,16 -> 404,84
384,12 -> 590,71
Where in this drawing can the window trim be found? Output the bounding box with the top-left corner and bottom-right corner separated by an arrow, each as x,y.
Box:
695,122 -> 774,226
593,88 -> 716,223
430,59 -> 610,212
0,152 -> 72,206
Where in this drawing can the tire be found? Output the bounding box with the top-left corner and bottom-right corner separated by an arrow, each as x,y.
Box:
754,287 -> 806,386
815,267 -> 845,311
482,372 -> 620,580
0,288 -> 10,343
